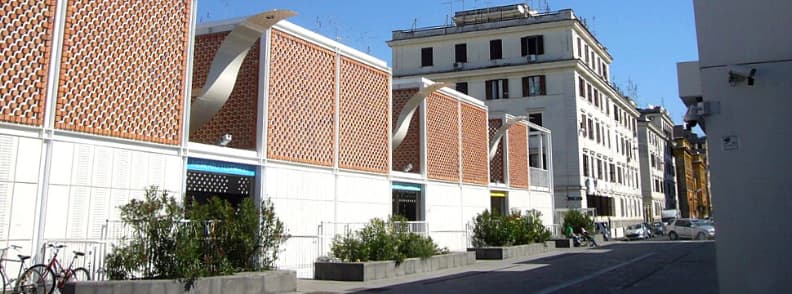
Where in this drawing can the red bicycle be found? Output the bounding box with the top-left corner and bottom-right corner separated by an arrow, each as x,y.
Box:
23,244 -> 90,294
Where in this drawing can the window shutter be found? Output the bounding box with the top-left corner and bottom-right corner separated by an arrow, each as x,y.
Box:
485,81 -> 493,100
520,37 -> 528,56
537,36 -> 544,54
539,76 -> 546,95
502,79 -> 509,98
522,77 -> 529,97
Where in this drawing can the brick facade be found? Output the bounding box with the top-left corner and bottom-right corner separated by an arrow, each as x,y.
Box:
54,0 -> 192,145
266,29 -> 336,166
425,92 -> 460,182
0,0 -> 56,126
190,32 -> 260,150
338,57 -> 391,174
460,103 -> 489,185
508,123 -> 529,188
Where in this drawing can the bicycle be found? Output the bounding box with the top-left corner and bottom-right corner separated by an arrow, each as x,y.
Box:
24,244 -> 90,294
0,245 -> 51,294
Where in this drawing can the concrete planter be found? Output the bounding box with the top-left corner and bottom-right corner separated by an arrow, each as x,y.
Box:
467,242 -> 555,260
314,251 -> 475,281
62,270 -> 296,294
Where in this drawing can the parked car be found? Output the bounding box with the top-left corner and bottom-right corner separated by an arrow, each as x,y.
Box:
650,222 -> 665,236
665,218 -> 716,240
624,223 -> 651,240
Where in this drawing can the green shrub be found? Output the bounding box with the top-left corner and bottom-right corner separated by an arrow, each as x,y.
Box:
562,209 -> 594,235
105,186 -> 288,281
330,216 -> 441,263
471,209 -> 551,247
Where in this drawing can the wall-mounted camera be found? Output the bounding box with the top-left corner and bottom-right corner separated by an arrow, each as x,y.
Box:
728,65 -> 756,86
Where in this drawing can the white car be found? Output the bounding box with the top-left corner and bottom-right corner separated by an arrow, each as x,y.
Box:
624,223 -> 651,240
665,218 -> 716,240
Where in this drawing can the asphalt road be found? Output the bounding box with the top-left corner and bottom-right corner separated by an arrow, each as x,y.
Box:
350,240 -> 718,294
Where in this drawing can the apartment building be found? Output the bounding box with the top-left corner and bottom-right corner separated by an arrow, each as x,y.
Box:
671,126 -> 710,219
637,106 -> 676,221
388,4 -> 643,229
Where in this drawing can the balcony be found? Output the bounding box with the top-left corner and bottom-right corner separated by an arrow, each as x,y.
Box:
530,167 -> 551,188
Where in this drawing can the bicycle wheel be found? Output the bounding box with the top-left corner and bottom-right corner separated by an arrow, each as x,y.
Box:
65,267 -> 90,283
16,264 -> 55,294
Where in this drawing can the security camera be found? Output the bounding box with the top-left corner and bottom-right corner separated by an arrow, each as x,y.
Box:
728,65 -> 756,86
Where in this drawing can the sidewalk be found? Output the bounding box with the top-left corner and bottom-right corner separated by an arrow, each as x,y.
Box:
296,243 -> 614,293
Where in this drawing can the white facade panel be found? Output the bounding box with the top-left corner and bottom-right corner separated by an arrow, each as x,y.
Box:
15,138 -> 42,183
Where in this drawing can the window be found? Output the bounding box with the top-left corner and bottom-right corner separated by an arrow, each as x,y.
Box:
522,75 -> 546,96
485,79 -> 508,100
578,77 -> 585,97
586,84 -> 592,103
490,39 -> 502,60
585,45 -> 590,63
596,159 -> 603,180
602,63 -> 608,80
594,89 -> 600,107
607,129 -> 611,148
596,122 -> 601,143
521,35 -> 544,56
577,38 -> 582,58
421,47 -> 433,67
609,163 -> 616,182
580,114 -> 587,136
455,43 -> 467,63
490,193 -> 508,216
617,167 -> 623,184
583,154 -> 590,177
587,118 -> 594,140
614,105 -> 619,121
455,82 -> 468,95
529,113 -> 543,126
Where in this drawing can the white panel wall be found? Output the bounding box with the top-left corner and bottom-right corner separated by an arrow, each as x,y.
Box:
424,182 -> 463,250
0,135 -> 41,252
44,140 -> 183,242
335,173 -> 390,224
530,190 -> 554,226
508,190 -> 531,214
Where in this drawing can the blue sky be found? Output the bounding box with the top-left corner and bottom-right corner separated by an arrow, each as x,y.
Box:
197,0 -> 699,126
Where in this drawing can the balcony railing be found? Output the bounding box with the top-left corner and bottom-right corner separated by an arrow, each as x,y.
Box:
530,167 -> 551,188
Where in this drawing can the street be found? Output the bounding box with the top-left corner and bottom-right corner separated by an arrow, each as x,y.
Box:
300,240 -> 718,294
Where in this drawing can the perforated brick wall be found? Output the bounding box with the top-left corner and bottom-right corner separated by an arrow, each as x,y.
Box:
0,0 -> 57,126
266,29 -> 336,166
460,103 -> 488,185
54,0 -> 192,145
190,32 -> 259,150
392,89 -> 420,173
426,92 -> 459,182
338,57 -> 390,173
508,123 -> 529,188
489,119 -> 504,183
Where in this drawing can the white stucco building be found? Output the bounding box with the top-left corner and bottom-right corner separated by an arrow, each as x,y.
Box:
636,106 -> 676,221
388,4 -> 643,229
677,0 -> 792,292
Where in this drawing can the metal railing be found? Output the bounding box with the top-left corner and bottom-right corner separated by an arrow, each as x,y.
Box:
530,168 -> 551,188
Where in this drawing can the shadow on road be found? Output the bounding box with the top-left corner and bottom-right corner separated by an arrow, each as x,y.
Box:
350,242 -> 717,294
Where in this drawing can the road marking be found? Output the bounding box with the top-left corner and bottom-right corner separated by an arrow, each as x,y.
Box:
533,252 -> 656,294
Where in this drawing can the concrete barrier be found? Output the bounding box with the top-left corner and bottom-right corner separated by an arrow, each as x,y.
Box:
467,242 -> 555,260
61,270 -> 296,294
314,252 -> 476,281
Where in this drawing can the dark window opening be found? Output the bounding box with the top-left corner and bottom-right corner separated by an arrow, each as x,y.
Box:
521,35 -> 545,56
529,113 -> 543,126
522,75 -> 547,96
456,82 -> 468,95
393,190 -> 423,221
490,195 -> 508,216
485,79 -> 509,100
490,39 -> 502,60
455,43 -> 467,63
421,47 -> 433,67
